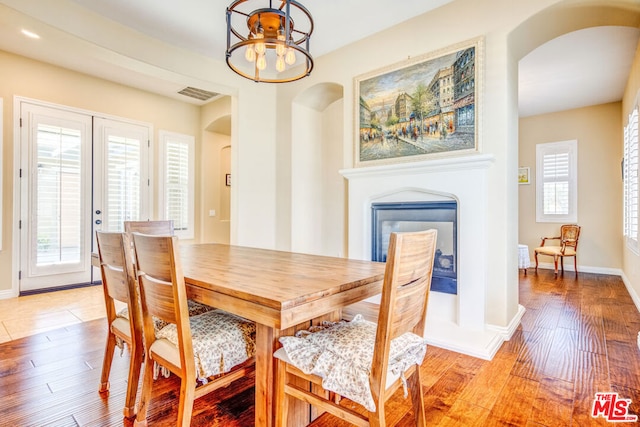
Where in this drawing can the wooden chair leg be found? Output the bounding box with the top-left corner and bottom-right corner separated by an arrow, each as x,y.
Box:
560,256 -> 564,273
408,368 -> 426,427
99,332 -> 117,393
133,356 -> 156,427
574,256 -> 578,275
554,256 -> 559,277
177,377 -> 196,427
123,346 -> 144,418
534,252 -> 539,271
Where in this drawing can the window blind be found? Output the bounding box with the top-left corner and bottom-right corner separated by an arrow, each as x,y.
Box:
165,140 -> 190,231
624,107 -> 638,243
536,140 -> 577,223
542,152 -> 570,215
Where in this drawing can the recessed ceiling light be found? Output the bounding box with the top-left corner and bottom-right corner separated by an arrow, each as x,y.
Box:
21,29 -> 40,39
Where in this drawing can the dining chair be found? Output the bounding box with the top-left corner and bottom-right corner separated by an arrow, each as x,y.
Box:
123,219 -> 213,328
534,224 -> 581,277
274,229 -> 437,427
96,231 -> 144,419
124,220 -> 174,236
131,233 -> 256,427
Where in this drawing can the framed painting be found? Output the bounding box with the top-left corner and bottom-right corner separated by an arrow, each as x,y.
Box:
355,37 -> 483,167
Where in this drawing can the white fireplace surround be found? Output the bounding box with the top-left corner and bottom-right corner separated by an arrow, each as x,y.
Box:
341,153 -> 515,359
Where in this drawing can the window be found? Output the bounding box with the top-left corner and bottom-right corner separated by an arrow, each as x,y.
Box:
159,131 -> 195,239
624,106 -> 638,252
536,140 -> 578,223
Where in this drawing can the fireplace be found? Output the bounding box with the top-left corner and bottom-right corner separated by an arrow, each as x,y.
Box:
340,154 -> 514,359
371,201 -> 457,294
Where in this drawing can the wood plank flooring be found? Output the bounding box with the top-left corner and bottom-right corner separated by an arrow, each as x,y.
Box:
0,269 -> 639,426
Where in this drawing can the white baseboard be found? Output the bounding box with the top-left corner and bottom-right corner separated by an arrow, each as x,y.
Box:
0,288 -> 18,300
486,304 -> 526,341
532,262 -> 622,276
620,271 -> 640,314
424,319 -> 504,360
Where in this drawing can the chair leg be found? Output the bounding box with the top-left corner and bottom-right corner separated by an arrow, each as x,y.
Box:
177,377 -> 196,427
574,256 -> 578,275
99,331 -> 117,393
123,345 -> 144,418
534,252 -> 539,271
133,355 -> 156,427
560,256 -> 564,273
553,256 -> 559,277
408,368 -> 426,427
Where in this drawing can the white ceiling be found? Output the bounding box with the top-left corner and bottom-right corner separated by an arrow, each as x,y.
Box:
0,0 -> 638,116
519,25 -> 640,118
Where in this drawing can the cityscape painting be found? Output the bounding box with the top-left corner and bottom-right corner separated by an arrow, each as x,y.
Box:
355,38 -> 482,166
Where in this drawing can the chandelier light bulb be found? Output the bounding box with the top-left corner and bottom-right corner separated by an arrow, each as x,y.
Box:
276,55 -> 286,72
255,32 -> 266,55
285,48 -> 296,65
256,53 -> 267,70
276,27 -> 286,56
245,45 -> 256,62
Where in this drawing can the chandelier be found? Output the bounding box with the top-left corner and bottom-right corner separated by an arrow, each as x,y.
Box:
226,0 -> 314,83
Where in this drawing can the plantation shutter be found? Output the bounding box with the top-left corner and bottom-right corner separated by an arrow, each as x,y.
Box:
536,140 -> 577,223
542,152 -> 570,215
165,140 -> 189,231
624,107 -> 638,243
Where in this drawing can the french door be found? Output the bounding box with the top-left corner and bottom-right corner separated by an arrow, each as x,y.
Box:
19,101 -> 150,292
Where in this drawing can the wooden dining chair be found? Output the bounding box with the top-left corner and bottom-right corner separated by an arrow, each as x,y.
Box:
124,220 -> 174,236
131,233 -> 256,427
123,219 -> 213,329
96,231 -> 144,419
274,229 -> 437,427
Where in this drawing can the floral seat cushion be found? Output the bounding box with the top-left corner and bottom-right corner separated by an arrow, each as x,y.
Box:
153,309 -> 256,381
276,314 -> 427,412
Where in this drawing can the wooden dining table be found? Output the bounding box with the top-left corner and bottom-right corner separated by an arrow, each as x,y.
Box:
179,243 -> 386,427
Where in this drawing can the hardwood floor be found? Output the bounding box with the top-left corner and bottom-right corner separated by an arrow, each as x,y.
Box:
0,270 -> 639,426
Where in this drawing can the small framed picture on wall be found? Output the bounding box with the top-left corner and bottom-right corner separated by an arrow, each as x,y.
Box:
518,167 -> 530,185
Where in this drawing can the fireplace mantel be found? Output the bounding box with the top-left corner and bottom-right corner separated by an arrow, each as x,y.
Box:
340,153 -> 495,179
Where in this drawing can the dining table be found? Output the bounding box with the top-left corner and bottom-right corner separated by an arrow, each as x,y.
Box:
179,243 -> 386,427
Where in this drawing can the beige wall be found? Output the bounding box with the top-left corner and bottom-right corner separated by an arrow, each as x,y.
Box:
622,38 -> 640,306
200,97 -> 232,244
0,50 -> 202,294
519,102 -> 623,272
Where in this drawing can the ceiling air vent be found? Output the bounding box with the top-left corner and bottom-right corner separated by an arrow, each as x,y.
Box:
177,87 -> 219,101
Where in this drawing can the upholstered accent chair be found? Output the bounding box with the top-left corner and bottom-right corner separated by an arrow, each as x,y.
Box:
96,231 -> 143,418
534,224 -> 581,277
273,229 -> 437,427
131,233 -> 255,427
